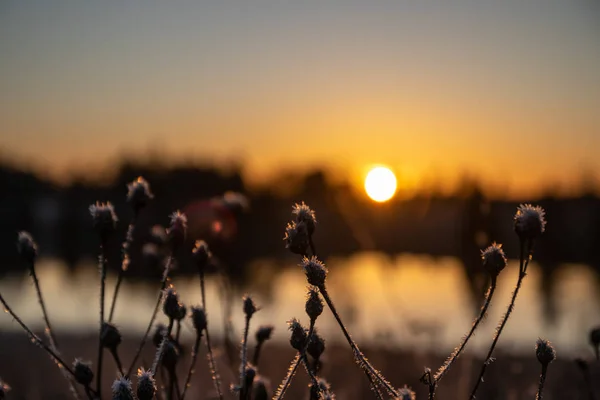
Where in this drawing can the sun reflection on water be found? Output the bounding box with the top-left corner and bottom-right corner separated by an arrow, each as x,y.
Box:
0,253 -> 598,357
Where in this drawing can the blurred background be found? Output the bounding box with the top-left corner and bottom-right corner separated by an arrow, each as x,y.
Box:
1,1 -> 600,398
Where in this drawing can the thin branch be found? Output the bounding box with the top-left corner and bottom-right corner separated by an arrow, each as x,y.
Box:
96,245 -> 107,397
0,291 -> 97,399
127,255 -> 174,377
180,335 -> 202,400
469,241 -> 532,399
319,285 -> 397,397
434,279 -> 497,383
108,215 -> 137,323
200,270 -> 223,400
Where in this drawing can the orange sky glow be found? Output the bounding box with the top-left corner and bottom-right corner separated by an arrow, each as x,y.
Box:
1,1 -> 599,199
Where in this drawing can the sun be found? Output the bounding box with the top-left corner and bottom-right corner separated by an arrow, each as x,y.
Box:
365,166 -> 397,202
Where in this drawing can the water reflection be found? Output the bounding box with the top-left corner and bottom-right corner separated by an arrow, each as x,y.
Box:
0,252 -> 598,357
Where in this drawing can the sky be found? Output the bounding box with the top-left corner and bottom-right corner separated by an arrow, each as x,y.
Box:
1,1 -> 599,197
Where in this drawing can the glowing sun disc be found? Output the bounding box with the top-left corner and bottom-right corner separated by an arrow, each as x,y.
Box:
365,167 -> 397,202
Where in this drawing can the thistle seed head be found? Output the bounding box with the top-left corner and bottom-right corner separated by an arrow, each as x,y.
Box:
175,303 -> 187,321
255,325 -> 274,343
287,318 -> 307,351
300,256 -> 328,287
101,322 -> 122,350
142,243 -> 163,271
73,359 -> 94,386
589,327 -> 600,347
481,242 -> 507,278
162,286 -> 181,321
190,306 -> 207,334
514,204 -> 546,240
292,202 -> 317,235
243,295 -> 258,318
397,385 -> 416,400
136,368 -> 157,400
89,201 -> 118,240
222,191 -> 250,213
152,323 -> 169,347
284,221 -> 310,255
0,379 -> 9,399
192,240 -> 212,271
17,231 -> 37,264
307,329 -> 325,360
305,287 -> 323,321
161,340 -> 179,372
309,378 -> 331,399
535,338 -> 556,366
167,211 -> 187,250
244,364 -> 257,388
126,176 -> 153,212
252,376 -> 270,400
111,377 -> 135,400
148,225 -> 168,247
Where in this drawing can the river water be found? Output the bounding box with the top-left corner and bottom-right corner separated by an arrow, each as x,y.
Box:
0,252 -> 598,357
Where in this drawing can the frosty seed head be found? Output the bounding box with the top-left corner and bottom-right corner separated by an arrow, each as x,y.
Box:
287,318 -> 307,351
126,176 -> 153,212
17,231 -> 37,264
481,242 -> 507,278
0,379 -> 9,399
162,286 -> 181,321
136,368 -> 157,400
192,240 -> 212,271
161,340 -> 179,372
397,385 -> 416,400
73,359 -> 94,386
243,295 -> 258,318
284,221 -> 309,255
167,211 -> 187,250
89,201 -> 118,240
101,322 -> 122,350
152,323 -> 169,347
190,306 -> 208,334
111,377 -> 135,400
305,286 -> 323,321
307,329 -> 325,360
255,325 -> 274,343
300,256 -> 328,287
292,202 -> 317,236
514,204 -> 546,240
252,376 -> 270,400
148,225 -> 168,247
535,338 -> 556,366
222,191 -> 250,213
175,303 -> 187,321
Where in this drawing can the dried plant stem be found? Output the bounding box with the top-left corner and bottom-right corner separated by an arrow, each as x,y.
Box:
127,255 -> 174,377
239,315 -> 251,400
300,321 -> 324,397
96,246 -> 107,398
434,279 -> 497,384
109,348 -> 125,376
108,215 -> 137,323
318,285 -> 396,398
0,291 -> 97,400
29,262 -> 81,400
180,335 -> 202,400
200,271 -> 223,400
469,241 -> 531,400
252,341 -> 263,366
536,364 -> 548,400
274,353 -> 301,400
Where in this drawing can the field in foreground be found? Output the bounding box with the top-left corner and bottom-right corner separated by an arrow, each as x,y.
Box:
0,332 -> 597,399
